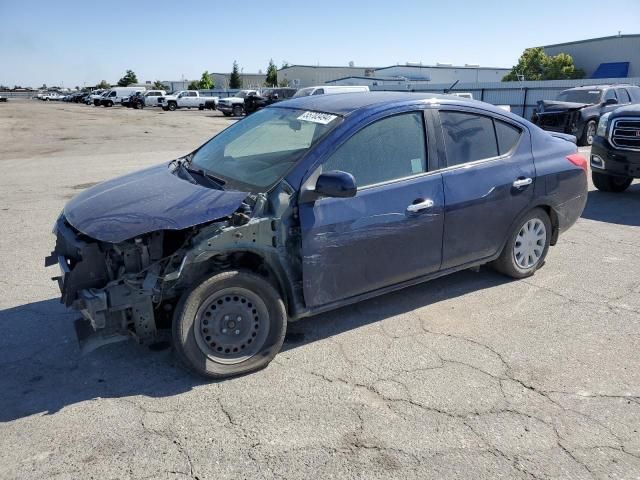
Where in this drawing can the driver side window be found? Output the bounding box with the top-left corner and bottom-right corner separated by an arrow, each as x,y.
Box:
322,112 -> 427,188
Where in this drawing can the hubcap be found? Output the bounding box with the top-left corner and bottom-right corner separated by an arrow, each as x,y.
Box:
513,218 -> 546,269
194,287 -> 269,365
587,122 -> 596,145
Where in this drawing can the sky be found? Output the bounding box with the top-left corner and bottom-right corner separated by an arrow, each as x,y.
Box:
1,0 -> 639,88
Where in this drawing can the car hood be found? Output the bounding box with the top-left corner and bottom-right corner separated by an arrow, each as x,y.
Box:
64,163 -> 248,243
537,100 -> 590,113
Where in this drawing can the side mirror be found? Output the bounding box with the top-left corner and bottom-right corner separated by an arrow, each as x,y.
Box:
301,171 -> 357,203
604,98 -> 618,106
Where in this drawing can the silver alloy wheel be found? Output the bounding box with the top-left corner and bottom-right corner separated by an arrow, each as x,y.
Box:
586,121 -> 596,145
513,218 -> 547,269
194,287 -> 269,365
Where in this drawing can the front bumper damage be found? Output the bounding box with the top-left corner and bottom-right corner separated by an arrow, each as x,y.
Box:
45,216 -> 160,353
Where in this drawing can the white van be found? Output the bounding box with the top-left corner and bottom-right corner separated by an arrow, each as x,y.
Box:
99,87 -> 146,107
292,85 -> 369,98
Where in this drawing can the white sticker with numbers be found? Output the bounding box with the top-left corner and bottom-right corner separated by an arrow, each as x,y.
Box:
297,111 -> 338,124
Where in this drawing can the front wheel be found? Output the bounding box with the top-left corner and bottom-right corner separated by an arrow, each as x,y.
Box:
592,172 -> 632,192
232,105 -> 243,117
579,120 -> 597,146
168,102 -> 177,111
172,270 -> 287,379
493,208 -> 552,279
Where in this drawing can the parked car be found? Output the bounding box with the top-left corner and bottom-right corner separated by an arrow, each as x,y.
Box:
590,104 -> 640,192
99,87 -> 146,107
244,87 -> 298,114
158,90 -> 219,111
86,89 -> 106,105
0,96 -> 7,103
122,91 -> 144,108
46,92 -> 588,379
292,85 -> 370,98
531,84 -> 640,146
132,89 -> 166,109
39,92 -> 65,101
216,90 -> 259,116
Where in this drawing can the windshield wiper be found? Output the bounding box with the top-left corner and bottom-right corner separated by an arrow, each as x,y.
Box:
171,159 -> 197,184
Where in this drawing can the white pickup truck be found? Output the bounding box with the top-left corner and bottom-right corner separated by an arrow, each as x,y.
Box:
159,90 -> 219,111
217,90 -> 259,116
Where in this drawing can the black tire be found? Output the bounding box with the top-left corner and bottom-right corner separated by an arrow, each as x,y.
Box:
493,208 -> 552,279
579,119 -> 597,146
233,104 -> 243,117
132,102 -> 139,109
198,105 -> 204,111
168,102 -> 177,111
592,171 -> 633,192
223,112 -> 231,117
172,270 -> 287,379
106,100 -> 113,107
138,101 -> 144,109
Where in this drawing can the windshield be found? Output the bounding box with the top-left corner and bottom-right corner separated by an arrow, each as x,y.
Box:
293,87 -> 314,98
557,89 -> 602,104
191,108 -> 341,191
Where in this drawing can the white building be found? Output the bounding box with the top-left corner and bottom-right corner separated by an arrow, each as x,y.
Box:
326,63 -> 510,88
277,65 -> 377,88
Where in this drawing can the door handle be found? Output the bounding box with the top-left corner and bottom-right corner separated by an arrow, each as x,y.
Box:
406,198 -> 434,213
512,177 -> 533,189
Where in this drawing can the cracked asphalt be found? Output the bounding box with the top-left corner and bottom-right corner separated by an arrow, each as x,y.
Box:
1,100 -> 639,479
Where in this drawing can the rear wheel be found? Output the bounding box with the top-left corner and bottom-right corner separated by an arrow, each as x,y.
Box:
579,120 -> 597,146
493,208 -> 551,279
173,270 -> 287,379
233,104 -> 243,117
592,171 -> 633,192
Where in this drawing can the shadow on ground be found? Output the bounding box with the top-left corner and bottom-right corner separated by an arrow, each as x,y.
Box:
0,269 -> 508,423
581,182 -> 640,226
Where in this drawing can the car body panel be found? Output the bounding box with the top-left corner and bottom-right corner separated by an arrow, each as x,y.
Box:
64,163 -> 248,243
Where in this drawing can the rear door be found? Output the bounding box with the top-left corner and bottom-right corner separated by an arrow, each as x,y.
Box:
434,108 -> 534,269
299,109 -> 444,307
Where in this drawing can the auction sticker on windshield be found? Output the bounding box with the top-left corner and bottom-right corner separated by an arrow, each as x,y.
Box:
297,111 -> 338,125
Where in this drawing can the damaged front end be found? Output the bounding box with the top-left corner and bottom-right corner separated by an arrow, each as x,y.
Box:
45,186 -> 301,354
45,215 -> 182,353
531,100 -> 587,136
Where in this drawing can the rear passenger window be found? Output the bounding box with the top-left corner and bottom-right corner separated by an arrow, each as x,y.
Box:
440,111 -> 498,166
495,120 -> 522,155
312,89 -> 324,95
323,112 -> 427,187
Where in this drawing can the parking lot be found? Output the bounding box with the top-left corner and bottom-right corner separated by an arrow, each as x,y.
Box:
1,99 -> 639,479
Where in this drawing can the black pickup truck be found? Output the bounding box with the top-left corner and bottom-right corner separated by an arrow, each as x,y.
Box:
244,88 -> 297,114
590,104 -> 640,192
532,85 -> 640,146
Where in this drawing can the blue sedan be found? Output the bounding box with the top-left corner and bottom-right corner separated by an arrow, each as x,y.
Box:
47,92 -> 588,378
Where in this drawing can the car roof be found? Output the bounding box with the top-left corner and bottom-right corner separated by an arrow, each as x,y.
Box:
272,91 -> 500,116
565,84 -> 637,91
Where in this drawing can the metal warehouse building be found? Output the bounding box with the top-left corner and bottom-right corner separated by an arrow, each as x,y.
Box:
542,34 -> 640,78
277,65 -> 377,88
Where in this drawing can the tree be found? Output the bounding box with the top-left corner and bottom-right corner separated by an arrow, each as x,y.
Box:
198,70 -> 214,90
117,70 -> 138,87
188,80 -> 200,90
229,61 -> 242,89
265,59 -> 278,87
503,48 -> 584,81
152,80 -> 166,90
96,80 -> 110,89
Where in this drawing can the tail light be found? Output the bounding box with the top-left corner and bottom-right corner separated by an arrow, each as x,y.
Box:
566,153 -> 587,173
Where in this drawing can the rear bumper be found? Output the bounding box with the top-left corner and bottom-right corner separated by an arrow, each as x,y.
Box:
591,136 -> 640,178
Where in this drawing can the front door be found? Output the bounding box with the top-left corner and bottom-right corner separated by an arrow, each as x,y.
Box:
299,111 -> 444,308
